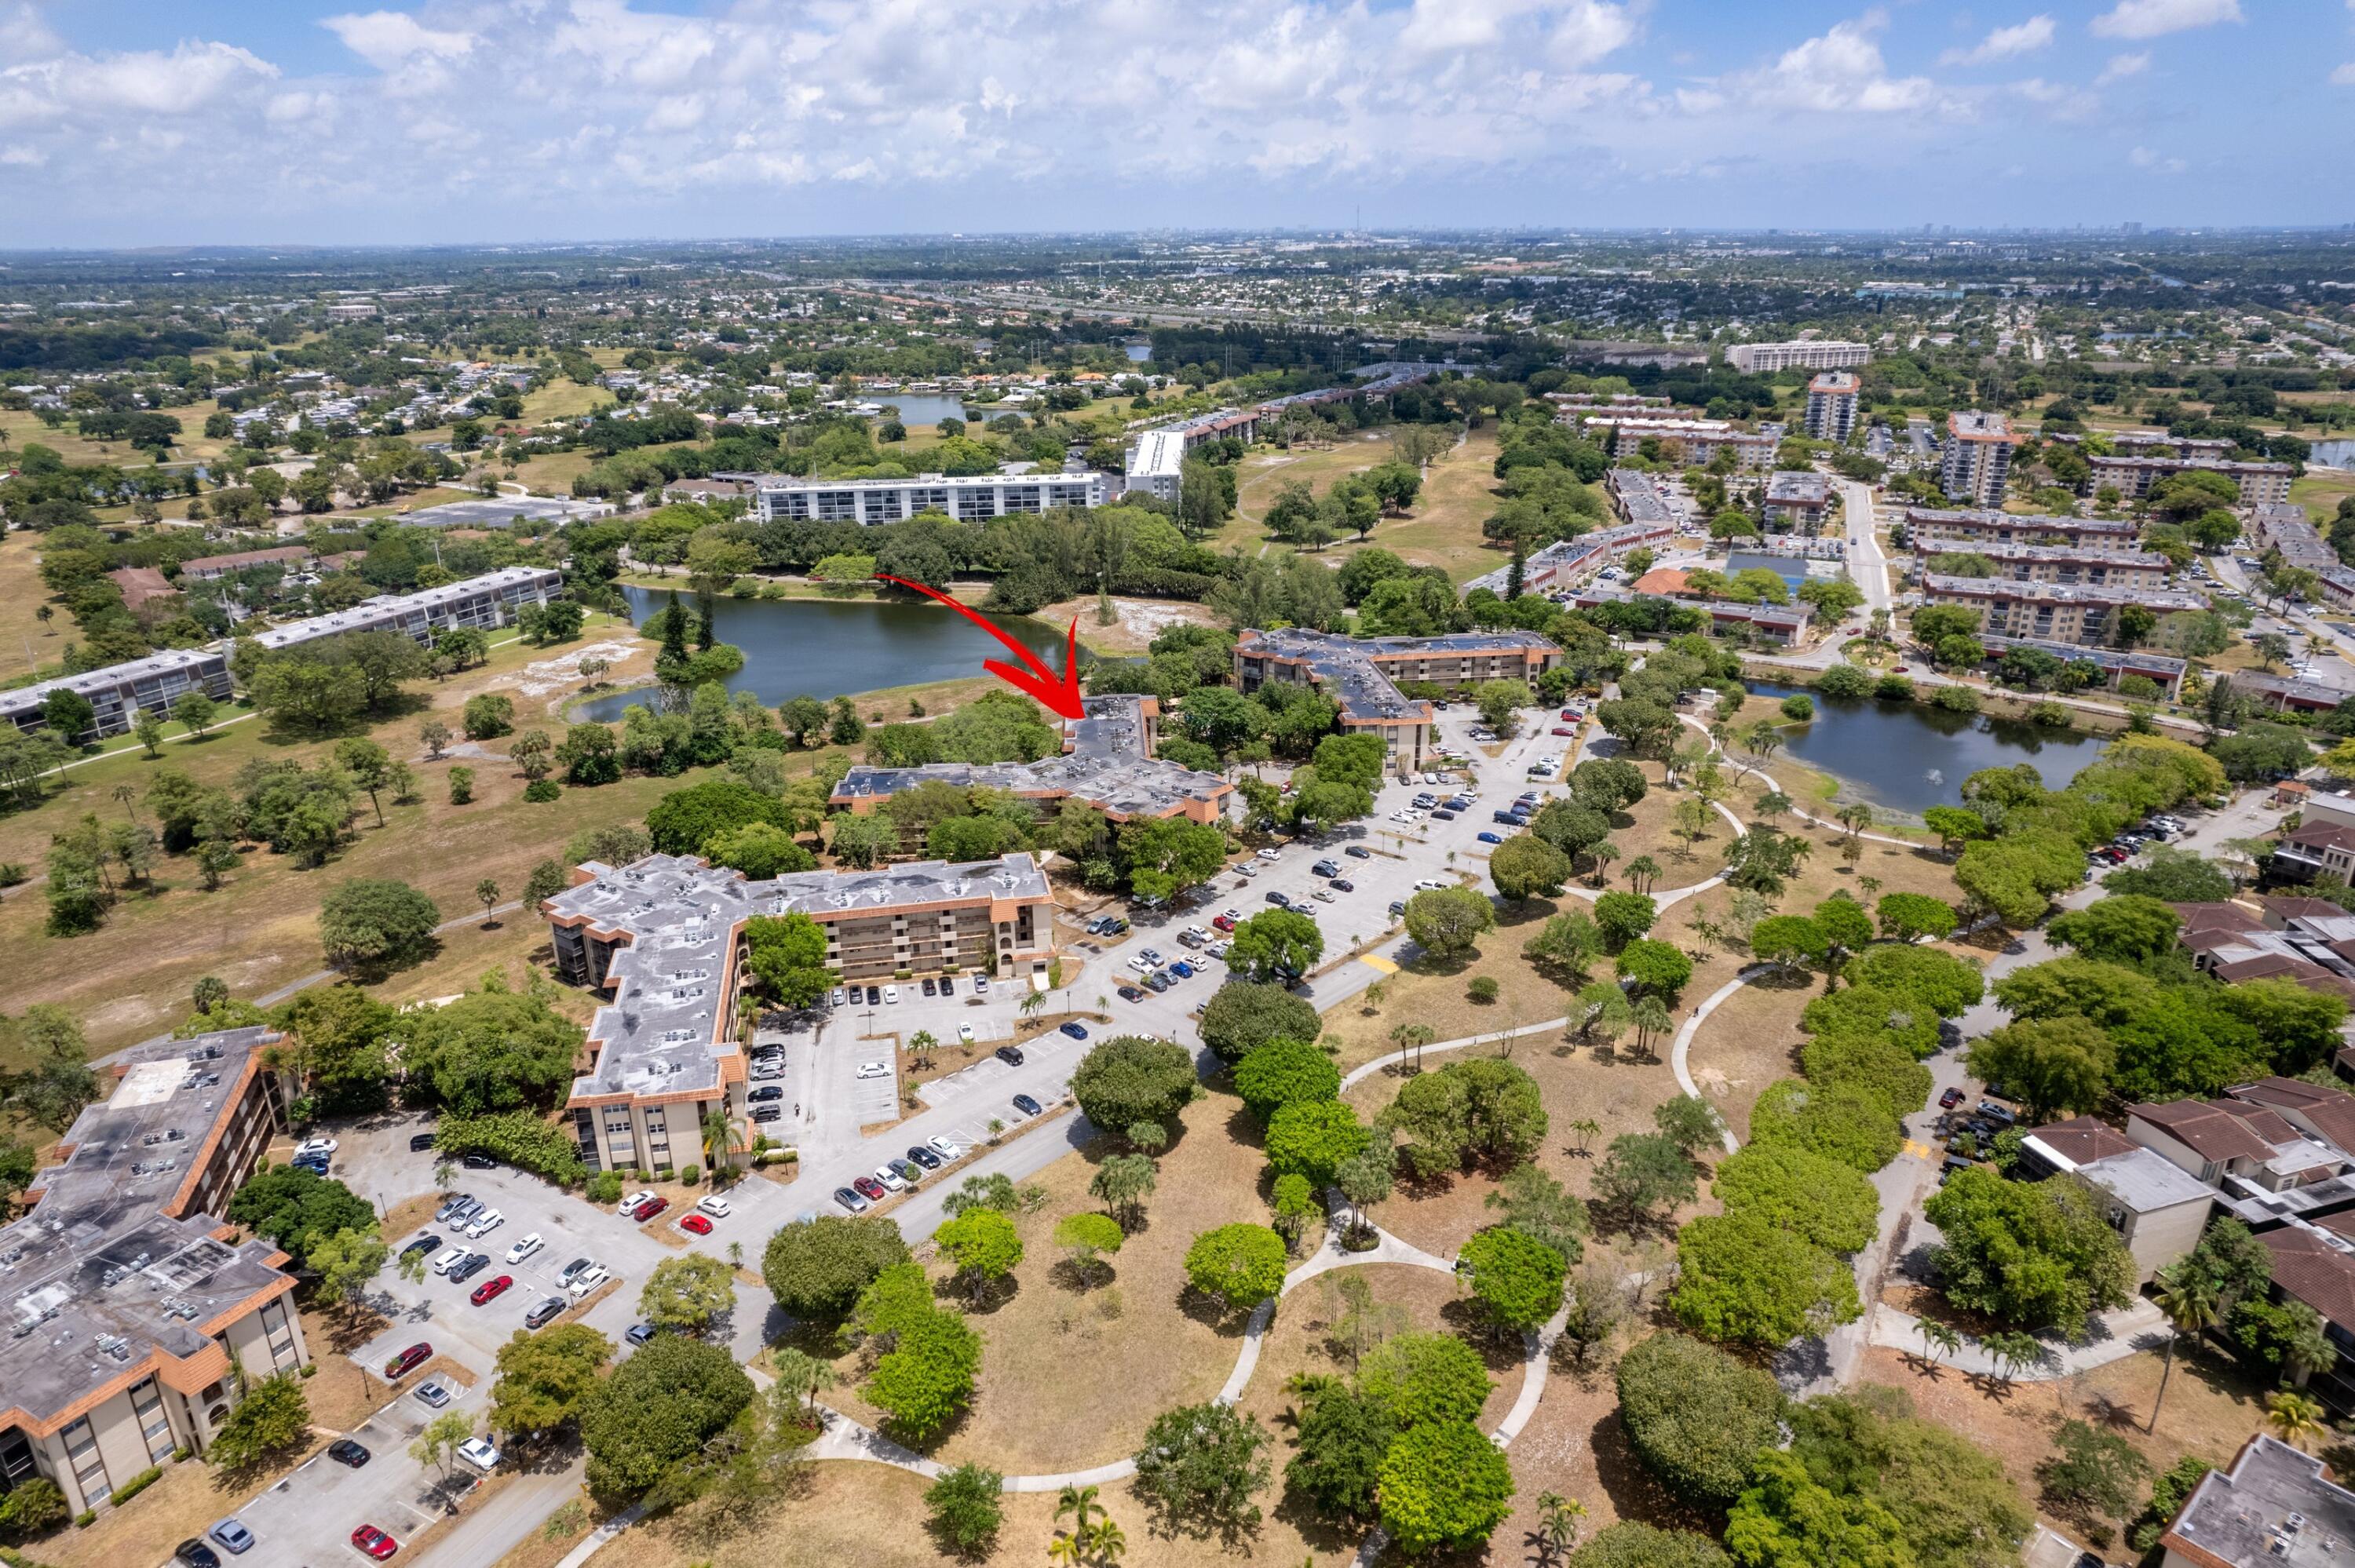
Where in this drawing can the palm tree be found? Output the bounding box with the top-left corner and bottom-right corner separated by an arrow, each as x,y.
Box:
2149,1263 -> 2219,1434
1586,839 -> 1620,888
1019,987 -> 1047,1023
1630,996 -> 1673,1059
1838,800 -> 1875,843
770,1346 -> 837,1417
1981,1330 -> 2042,1393
702,1108 -> 736,1181
1047,1532 -> 1087,1568
1535,1492 -> 1587,1559
1088,1517 -> 1127,1565
1623,855 -> 1661,895
1056,1484 -> 1103,1537
1389,1022 -> 1436,1074
1917,1319 -> 1961,1373
1566,1117 -> 1601,1157
2268,1389 -> 2330,1450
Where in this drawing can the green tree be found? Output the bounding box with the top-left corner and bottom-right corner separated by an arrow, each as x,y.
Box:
1284,1384 -> 1395,1526
206,1375 -> 312,1471
1199,982 -> 1321,1064
1458,1224 -> 1568,1335
2038,1420 -> 2152,1525
1183,1223 -> 1287,1314
227,1165 -> 377,1269
318,877 -> 441,975
925,1463 -> 1006,1557
638,1253 -> 738,1337
580,1333 -> 755,1497
1131,1402 -> 1270,1535
1671,1212 -> 1862,1349
1712,1144 -> 1879,1253
761,1215 -> 911,1325
1963,1016 -> 2115,1122
1232,1037 -> 1340,1122
1378,1057 -> 1547,1176
1490,833 -> 1572,903
1923,1167 -> 2135,1331
1615,939 -> 1693,1003
489,1322 -> 611,1439
1403,885 -> 1496,957
1616,1332 -> 1784,1507
1725,1449 -> 1911,1568
1265,1098 -> 1371,1187
1379,1420 -> 1517,1555
1360,1332 -> 1495,1428
1068,1035 -> 1196,1135
936,1208 -> 1024,1305
1090,1153 -> 1159,1231
1594,1132 -> 1696,1224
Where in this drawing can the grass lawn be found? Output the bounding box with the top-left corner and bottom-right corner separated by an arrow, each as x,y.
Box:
2291,467 -> 2355,522
1033,596 -> 1224,658
0,528 -> 57,687
1227,436 -> 1397,545
1356,428 -> 1506,584
519,381 -> 617,423
0,410 -> 155,467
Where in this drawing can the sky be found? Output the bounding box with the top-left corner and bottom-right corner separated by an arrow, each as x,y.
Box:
0,0 -> 2344,249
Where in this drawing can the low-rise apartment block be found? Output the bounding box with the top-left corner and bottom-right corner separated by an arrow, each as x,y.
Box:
246,567 -> 561,655
1901,506 -> 2145,555
1462,515 -> 1674,599
752,469 -> 1107,524
2159,1434 -> 2355,1566
831,694 -> 1231,838
2253,502 -> 2339,571
1803,372 -> 1860,442
1938,412 -> 2023,507
544,851 -> 1057,1172
1232,629 -> 1561,775
1725,339 -> 1871,374
1762,470 -> 1834,533
1123,409 -> 1261,501
0,1029 -> 305,1515
1919,573 -> 2206,647
2087,454 -> 2294,507
1601,418 -> 1775,472
2109,430 -> 2236,461
1,647 -> 234,745
1917,539 -> 2172,589
1573,578 -> 1813,645
1970,633 -> 2187,698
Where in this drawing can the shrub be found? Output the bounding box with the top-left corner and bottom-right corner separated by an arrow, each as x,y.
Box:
1616,1333 -> 1784,1507
523,779 -> 560,802
679,1164 -> 699,1186
1930,684 -> 1981,714
1358,1333 -> 1494,1428
436,1110 -> 588,1187
1780,693 -> 1814,721
1467,976 -> 1499,1003
447,766 -> 473,804
108,1467 -> 162,1505
1815,663 -> 1873,700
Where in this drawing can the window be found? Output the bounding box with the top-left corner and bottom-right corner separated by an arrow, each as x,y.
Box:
62,1416 -> 108,1504
130,1377 -> 174,1464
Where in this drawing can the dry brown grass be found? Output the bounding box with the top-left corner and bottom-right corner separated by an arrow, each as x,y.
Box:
27,1457 -> 260,1568
1356,429 -> 1507,584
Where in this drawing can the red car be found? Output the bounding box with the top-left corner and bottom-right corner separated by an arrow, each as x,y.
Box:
853,1176 -> 888,1201
1550,726 -> 1575,736
469,1274 -> 513,1307
1939,1087 -> 1966,1110
1210,915 -> 1236,932
632,1196 -> 669,1223
678,1213 -> 712,1235
1559,708 -> 1579,720
383,1343 -> 431,1380
352,1526 -> 398,1560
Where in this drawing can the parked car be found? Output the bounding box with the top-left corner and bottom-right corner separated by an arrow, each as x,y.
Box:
1330,878 -> 1353,892
907,1144 -> 942,1170
414,1378 -> 452,1409
748,1086 -> 783,1103
465,1208 -> 503,1239
882,985 -> 900,1004
1012,1092 -> 1044,1116
524,1296 -> 565,1329
697,1194 -> 731,1218
1254,848 -> 1283,862
1118,985 -> 1146,1003
175,1541 -> 222,1568
1939,1087 -> 1965,1110
853,1176 -> 888,1201
448,1254 -> 489,1284
1345,844 -> 1372,858
891,1158 -> 923,1184
928,1135 -> 963,1160
384,1343 -> 432,1380
1059,1022 -> 1090,1040
328,1439 -> 371,1468
351,1527 -> 398,1561
834,1187 -> 871,1213
1477,831 -> 1505,844
957,1023 -> 977,1044
456,1438 -> 500,1473
679,1213 -> 712,1235
208,1520 -> 254,1556
625,1322 -> 659,1347
399,1235 -> 439,1262
922,977 -> 937,997
294,1136 -> 337,1159
462,1154 -> 496,1170
1312,859 -> 1341,877
470,1274 -> 513,1307
995,1045 -> 1026,1066
428,1245 -> 469,1275
856,1060 -> 892,1080
631,1196 -> 669,1223
408,1132 -> 437,1152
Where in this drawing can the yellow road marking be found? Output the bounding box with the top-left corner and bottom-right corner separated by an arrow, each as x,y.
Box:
1359,955 -> 1400,975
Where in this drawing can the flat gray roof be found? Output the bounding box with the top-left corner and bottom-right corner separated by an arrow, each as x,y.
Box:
1924,573 -> 2206,611
832,695 -> 1229,821
2167,1435 -> 2355,1567
2079,1146 -> 2216,1212
246,567 -> 560,651
395,495 -> 609,529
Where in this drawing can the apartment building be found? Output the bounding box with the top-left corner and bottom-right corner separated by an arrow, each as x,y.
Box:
1724,340 -> 1870,374
1901,506 -> 2145,555
1571,579 -> 1813,645
1461,515 -> 1675,599
178,545 -> 317,582
2159,1435 -> 2355,1566
1802,372 -> 1860,443
544,851 -> 1057,1172
2253,503 -> 2339,571
246,567 -> 562,655
1918,573 -> 2205,647
2087,454 -> 2294,506
2109,430 -> 2236,461
1970,634 -> 2187,698
1762,471 -> 1834,533
2010,1118 -> 2214,1284
1123,408 -> 1261,501
1600,418 -> 1775,472
831,694 -> 1232,840
0,1030 -> 304,1517
1606,467 -> 1678,531
1938,412 -> 2023,507
1916,539 -> 2172,589
0,647 -> 233,745
751,469 -> 1106,524
1232,629 -> 1561,775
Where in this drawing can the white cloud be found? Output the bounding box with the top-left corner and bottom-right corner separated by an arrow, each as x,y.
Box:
1941,15 -> 2054,66
322,11 -> 476,67
1721,13 -> 1939,113
2090,0 -> 2242,41
1398,0 -> 1634,61
0,39 -> 276,126
2096,51 -> 2151,84
2129,144 -> 2188,173
2334,62 -> 2355,86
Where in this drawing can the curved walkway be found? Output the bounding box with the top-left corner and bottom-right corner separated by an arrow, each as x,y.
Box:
1339,1016 -> 1570,1092
1668,963 -> 1773,1156
792,1208 -> 1550,1500
1867,1300 -> 2168,1381
1674,710 -> 1915,849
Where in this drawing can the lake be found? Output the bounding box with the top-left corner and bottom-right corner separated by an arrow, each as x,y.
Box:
576,585 -> 1074,721
866,394 -> 967,426
1746,681 -> 2112,815
1125,344 -> 1152,363
2309,438 -> 2355,469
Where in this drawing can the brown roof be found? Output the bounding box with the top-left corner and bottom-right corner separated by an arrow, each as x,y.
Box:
2026,1114 -> 2139,1166
107,565 -> 177,611
2262,895 -> 2351,922
2286,821 -> 2355,854
2230,1078 -> 2355,1154
1628,567 -> 1692,596
2130,1099 -> 2280,1164
2260,1226 -> 2355,1329
184,545 -> 309,572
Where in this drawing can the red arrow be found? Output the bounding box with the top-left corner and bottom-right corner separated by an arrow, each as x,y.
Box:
871,574 -> 1086,720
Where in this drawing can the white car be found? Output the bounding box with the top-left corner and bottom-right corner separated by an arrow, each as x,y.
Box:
1254,848 -> 1282,862
506,1233 -> 543,1264
455,1437 -> 500,1472
617,1190 -> 654,1216
565,1265 -> 611,1299
973,976 -> 989,994
294,1136 -> 337,1158
882,985 -> 900,1003
856,1060 -> 891,1081
1414,879 -> 1447,892
428,1245 -> 469,1275
696,1194 -> 731,1218
1209,940 -> 1232,960
957,1023 -> 976,1044
1312,888 -> 1336,903
1126,955 -> 1156,974
465,1208 -> 503,1238
873,1164 -> 908,1193
927,1135 -> 963,1159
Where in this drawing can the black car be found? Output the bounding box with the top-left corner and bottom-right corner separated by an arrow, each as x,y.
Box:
1265,890 -> 1289,906
1345,845 -> 1371,859
906,1145 -> 943,1170
462,1153 -> 495,1170
1311,860 -> 1340,878
1330,878 -> 1353,892
865,985 -> 882,1005
399,1234 -> 440,1260
938,977 -> 957,997
175,1539 -> 221,1568
1388,900 -> 1407,917
995,1045 -> 1026,1067
448,1253 -> 489,1283
524,1296 -> 565,1329
751,1105 -> 782,1122
922,978 -> 937,997
327,1439 -> 371,1468
748,1086 -> 783,1103
408,1132 -> 437,1152
1012,1092 -> 1043,1116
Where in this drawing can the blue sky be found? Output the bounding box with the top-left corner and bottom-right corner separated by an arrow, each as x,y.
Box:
0,0 -> 2342,248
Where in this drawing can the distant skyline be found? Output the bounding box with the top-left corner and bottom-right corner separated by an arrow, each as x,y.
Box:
0,0 -> 2343,249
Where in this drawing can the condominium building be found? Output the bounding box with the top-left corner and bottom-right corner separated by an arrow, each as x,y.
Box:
1461,515 -> 1675,599
544,851 -> 1057,1172
831,694 -> 1232,838
1802,372 -> 1860,443
1938,412 -> 2023,507
1606,468 -> 1678,531
1724,340 -> 1871,374
1970,634 -> 2187,699
2107,431 -> 2236,461
0,1030 -> 305,1517
2251,503 -> 2339,571
1762,470 -> 1835,534
1546,393 -> 1689,425
1913,539 -> 2172,590
2158,1435 -> 2355,1566
246,567 -> 562,655
1601,418 -> 1775,472
0,648 -> 233,745
1232,629 -> 1561,775
1901,506 -> 2145,555
2087,454 -> 2294,507
1122,408 -> 1261,501
751,469 -> 1106,525
1919,573 -> 2206,647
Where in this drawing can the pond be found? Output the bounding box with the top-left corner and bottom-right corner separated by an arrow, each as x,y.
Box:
575,585 -> 1075,721
1745,681 -> 2112,815
1125,344 -> 1153,363
2308,438 -> 2355,470
864,393 -> 967,427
